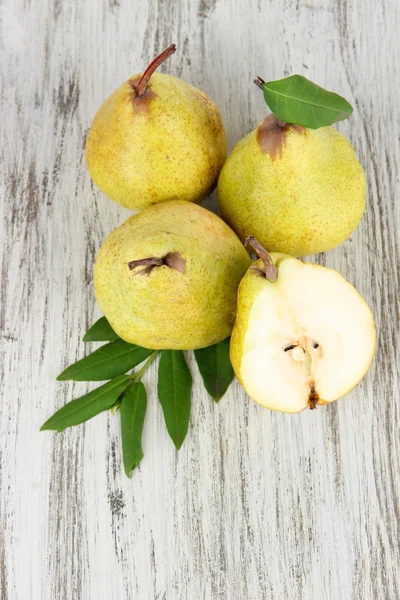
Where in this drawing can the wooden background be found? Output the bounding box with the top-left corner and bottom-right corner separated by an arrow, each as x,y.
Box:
1,0 -> 399,598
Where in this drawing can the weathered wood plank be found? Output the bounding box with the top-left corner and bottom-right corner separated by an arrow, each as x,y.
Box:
1,0 -> 399,598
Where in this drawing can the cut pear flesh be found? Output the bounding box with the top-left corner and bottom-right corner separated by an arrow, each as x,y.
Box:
238,257 -> 376,413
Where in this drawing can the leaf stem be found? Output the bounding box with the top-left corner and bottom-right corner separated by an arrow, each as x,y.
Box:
132,350 -> 160,383
112,350 -> 160,411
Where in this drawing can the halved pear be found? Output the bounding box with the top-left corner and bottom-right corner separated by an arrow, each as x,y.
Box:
231,241 -> 376,413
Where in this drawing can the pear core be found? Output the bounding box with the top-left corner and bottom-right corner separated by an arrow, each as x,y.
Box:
230,253 -> 376,413
94,201 -> 251,350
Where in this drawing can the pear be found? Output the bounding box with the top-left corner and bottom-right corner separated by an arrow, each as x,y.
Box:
218,115 -> 366,256
86,45 -> 226,210
94,201 -> 251,350
230,237 -> 376,412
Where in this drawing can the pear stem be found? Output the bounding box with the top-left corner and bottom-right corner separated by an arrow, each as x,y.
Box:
134,44 -> 176,97
245,236 -> 278,282
128,252 -> 186,275
254,76 -> 265,90
254,77 -> 288,128
128,257 -> 164,271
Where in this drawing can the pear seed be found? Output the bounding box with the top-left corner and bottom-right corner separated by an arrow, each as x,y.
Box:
284,344 -> 297,352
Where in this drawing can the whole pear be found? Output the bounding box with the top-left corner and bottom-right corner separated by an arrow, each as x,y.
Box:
86,45 -> 226,210
94,201 -> 251,350
218,115 -> 366,256
230,238 -> 376,412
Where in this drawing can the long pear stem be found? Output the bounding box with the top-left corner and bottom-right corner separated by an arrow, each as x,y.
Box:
245,236 -> 278,282
135,44 -> 176,97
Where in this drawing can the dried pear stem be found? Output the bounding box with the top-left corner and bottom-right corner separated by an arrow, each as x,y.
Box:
245,236 -> 278,282
128,257 -> 164,271
128,252 -> 186,275
134,44 -> 176,97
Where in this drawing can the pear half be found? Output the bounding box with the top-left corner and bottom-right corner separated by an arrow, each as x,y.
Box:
231,246 -> 376,413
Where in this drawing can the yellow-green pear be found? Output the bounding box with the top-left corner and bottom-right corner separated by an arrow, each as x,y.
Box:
94,201 -> 251,350
231,237 -> 376,412
86,45 -> 226,210
218,115 -> 366,256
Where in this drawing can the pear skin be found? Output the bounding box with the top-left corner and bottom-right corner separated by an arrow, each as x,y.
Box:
94,201 -> 251,350
86,48 -> 226,210
218,115 -> 366,257
231,250 -> 376,413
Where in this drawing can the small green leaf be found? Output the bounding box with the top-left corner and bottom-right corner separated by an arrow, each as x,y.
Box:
120,382 -> 147,477
158,350 -> 192,450
57,340 -> 153,381
40,375 -> 131,432
260,75 -> 353,129
83,317 -> 120,342
194,338 -> 234,402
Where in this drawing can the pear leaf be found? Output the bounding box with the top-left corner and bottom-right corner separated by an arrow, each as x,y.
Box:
260,75 -> 353,129
120,382 -> 147,477
194,338 -> 234,402
40,375 -> 131,432
57,340 -> 153,381
158,350 -> 192,450
83,317 -> 120,342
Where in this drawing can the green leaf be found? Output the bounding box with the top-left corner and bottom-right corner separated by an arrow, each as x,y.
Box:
57,340 -> 153,381
82,317 -> 120,342
261,75 -> 353,129
40,375 -> 131,432
120,382 -> 147,477
194,338 -> 234,402
158,350 -> 192,450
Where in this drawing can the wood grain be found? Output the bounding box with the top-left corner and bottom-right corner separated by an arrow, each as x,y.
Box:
1,0 -> 399,598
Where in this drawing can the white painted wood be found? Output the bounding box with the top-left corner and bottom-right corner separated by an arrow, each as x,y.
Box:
1,0 -> 399,598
